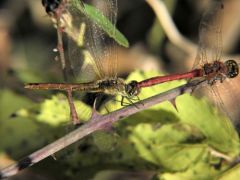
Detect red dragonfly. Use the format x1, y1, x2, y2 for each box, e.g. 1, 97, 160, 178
136, 0, 240, 132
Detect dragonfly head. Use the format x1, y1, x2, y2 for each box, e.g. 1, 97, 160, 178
125, 81, 140, 97
224, 60, 239, 78
42, 0, 61, 14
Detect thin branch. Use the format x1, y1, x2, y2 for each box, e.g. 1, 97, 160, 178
145, 0, 197, 55
0, 80, 205, 179
208, 147, 232, 162
56, 16, 67, 75
49, 0, 74, 82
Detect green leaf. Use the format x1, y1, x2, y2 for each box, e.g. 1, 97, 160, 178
129, 123, 207, 171
92, 131, 119, 152
219, 164, 240, 180
177, 93, 239, 155
158, 161, 219, 180
14, 93, 92, 127
0, 89, 43, 157
71, 1, 129, 47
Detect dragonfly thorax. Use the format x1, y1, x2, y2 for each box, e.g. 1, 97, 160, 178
203, 61, 225, 75
98, 78, 127, 96
202, 61, 227, 84
202, 60, 239, 85
98, 79, 141, 98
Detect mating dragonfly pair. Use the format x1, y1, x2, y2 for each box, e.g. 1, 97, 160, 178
35, 0, 239, 125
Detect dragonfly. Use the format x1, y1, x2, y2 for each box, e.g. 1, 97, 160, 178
26, 0, 239, 126
129, 0, 240, 130
136, 0, 240, 126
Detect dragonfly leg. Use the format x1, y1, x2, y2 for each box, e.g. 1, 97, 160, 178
135, 95, 144, 106
131, 95, 143, 103
66, 90, 79, 125
103, 105, 110, 114
120, 96, 131, 106
219, 74, 227, 83
120, 96, 125, 106
127, 97, 140, 109
120, 96, 140, 109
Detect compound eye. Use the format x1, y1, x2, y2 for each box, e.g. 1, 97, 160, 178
225, 60, 239, 78
126, 81, 140, 97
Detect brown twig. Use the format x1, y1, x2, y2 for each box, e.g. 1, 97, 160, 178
145, 0, 240, 62
43, 0, 73, 82
0, 80, 205, 179
56, 15, 67, 75
145, 0, 197, 55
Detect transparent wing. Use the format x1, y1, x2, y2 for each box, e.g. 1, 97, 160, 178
207, 84, 236, 136
213, 76, 240, 127
192, 0, 224, 69
67, 0, 118, 82
190, 0, 240, 134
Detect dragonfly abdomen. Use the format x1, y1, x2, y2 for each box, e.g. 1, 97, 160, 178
24, 83, 101, 92
24, 80, 127, 95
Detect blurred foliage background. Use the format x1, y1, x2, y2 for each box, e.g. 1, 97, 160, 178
1, 0, 240, 179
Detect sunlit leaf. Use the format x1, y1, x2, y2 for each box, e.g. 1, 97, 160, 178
158, 161, 219, 180
36, 94, 92, 126
129, 123, 206, 171
219, 164, 240, 180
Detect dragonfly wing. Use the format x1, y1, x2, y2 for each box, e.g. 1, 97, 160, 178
67, 0, 119, 82
195, 78, 240, 138
192, 0, 224, 70
68, 33, 101, 82
214, 77, 240, 127
88, 0, 119, 79
104, 0, 119, 79
66, 2, 100, 82
209, 84, 235, 135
